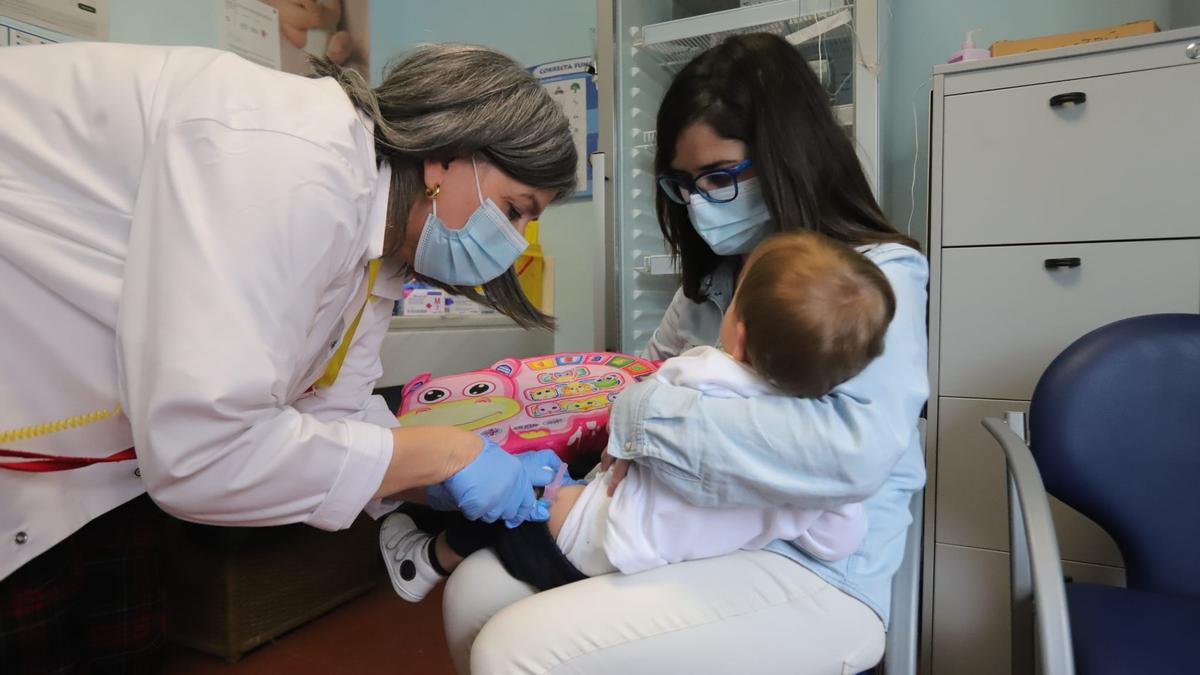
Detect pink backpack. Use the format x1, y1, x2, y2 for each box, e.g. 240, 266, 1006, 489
396, 352, 659, 463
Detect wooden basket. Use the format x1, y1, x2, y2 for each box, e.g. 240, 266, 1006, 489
165, 513, 381, 662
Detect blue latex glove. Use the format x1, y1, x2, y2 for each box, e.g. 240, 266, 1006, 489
427, 449, 562, 515
422, 481, 457, 511
561, 472, 588, 487
515, 449, 563, 488
440, 439, 551, 527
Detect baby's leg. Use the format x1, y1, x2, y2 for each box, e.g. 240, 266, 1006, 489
384, 489, 591, 602
546, 484, 586, 540
433, 531, 465, 572
433, 485, 586, 575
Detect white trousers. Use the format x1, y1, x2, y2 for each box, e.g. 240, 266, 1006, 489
442, 548, 885, 675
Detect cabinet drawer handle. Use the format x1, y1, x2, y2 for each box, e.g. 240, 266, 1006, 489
1049, 92, 1087, 108
1044, 257, 1082, 270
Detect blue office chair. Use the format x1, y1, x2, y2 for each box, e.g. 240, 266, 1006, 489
984, 313, 1200, 675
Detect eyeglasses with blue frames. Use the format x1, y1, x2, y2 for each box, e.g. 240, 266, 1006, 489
656, 159, 754, 205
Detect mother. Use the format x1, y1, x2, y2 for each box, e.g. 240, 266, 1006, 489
443, 33, 928, 674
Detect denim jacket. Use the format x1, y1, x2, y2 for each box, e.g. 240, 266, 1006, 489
609, 243, 929, 626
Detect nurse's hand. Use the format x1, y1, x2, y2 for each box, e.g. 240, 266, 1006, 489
422, 482, 457, 511
425, 448, 562, 512
440, 439, 551, 527
515, 449, 563, 487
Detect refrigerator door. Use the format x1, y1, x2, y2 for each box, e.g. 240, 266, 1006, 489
607, 0, 871, 355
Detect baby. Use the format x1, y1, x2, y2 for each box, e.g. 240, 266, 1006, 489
380, 231, 897, 599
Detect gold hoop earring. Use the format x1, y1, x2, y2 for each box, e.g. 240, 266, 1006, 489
425, 184, 441, 199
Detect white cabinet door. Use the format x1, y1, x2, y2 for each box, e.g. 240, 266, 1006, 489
932, 543, 1125, 675
935, 397, 1124, 566
932, 544, 1012, 675
941, 63, 1200, 247
938, 239, 1200, 400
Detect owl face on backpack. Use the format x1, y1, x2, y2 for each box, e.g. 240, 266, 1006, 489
396, 352, 660, 462
397, 369, 521, 441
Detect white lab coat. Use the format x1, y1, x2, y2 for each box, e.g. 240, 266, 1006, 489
0, 43, 403, 581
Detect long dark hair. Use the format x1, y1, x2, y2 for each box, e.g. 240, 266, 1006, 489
655, 33, 918, 301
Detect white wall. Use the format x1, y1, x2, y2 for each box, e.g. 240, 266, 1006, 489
1174, 0, 1200, 28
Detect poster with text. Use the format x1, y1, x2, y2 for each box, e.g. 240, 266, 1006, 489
218, 0, 281, 70
530, 56, 598, 198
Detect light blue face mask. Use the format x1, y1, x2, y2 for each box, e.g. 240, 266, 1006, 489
687, 177, 773, 256
414, 157, 529, 286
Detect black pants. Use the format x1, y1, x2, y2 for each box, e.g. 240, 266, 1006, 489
0, 495, 166, 675
442, 514, 587, 591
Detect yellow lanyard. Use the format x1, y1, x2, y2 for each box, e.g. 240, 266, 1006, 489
314, 259, 380, 390
0, 405, 124, 445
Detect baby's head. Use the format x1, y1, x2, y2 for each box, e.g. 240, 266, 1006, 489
720, 232, 896, 397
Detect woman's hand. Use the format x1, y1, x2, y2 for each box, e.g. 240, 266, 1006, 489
602, 451, 631, 496
439, 439, 552, 527
425, 448, 562, 512
515, 449, 564, 488
375, 426, 484, 499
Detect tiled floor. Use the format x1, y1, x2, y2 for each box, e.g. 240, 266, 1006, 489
165, 580, 456, 675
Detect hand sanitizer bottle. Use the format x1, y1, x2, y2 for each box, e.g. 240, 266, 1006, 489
949, 30, 990, 63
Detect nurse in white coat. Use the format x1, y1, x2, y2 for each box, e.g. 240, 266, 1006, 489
0, 41, 576, 672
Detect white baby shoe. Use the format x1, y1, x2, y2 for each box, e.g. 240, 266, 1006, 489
379, 512, 442, 602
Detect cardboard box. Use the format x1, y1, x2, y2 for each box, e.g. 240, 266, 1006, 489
401, 287, 447, 315
445, 295, 497, 315
990, 20, 1159, 57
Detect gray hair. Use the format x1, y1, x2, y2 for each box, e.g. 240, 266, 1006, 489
311, 44, 577, 330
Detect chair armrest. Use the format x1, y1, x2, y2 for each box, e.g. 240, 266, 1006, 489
982, 417, 1076, 675
882, 490, 923, 675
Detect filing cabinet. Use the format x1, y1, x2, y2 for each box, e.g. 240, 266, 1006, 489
924, 27, 1200, 675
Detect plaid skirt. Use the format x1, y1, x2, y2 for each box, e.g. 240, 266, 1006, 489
0, 494, 166, 674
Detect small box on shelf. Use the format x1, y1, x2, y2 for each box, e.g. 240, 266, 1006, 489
395, 282, 500, 318
399, 284, 447, 316
990, 20, 1159, 57
446, 295, 496, 316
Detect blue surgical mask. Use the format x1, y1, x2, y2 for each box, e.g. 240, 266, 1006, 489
687, 177, 773, 256
414, 157, 529, 286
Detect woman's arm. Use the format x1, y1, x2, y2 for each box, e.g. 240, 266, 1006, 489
609, 246, 929, 510
641, 287, 697, 361
380, 425, 481, 496
289, 273, 552, 516
119, 120, 440, 530
293, 293, 488, 497
287, 294, 492, 503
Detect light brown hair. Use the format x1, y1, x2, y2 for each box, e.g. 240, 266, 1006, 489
736, 232, 896, 397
